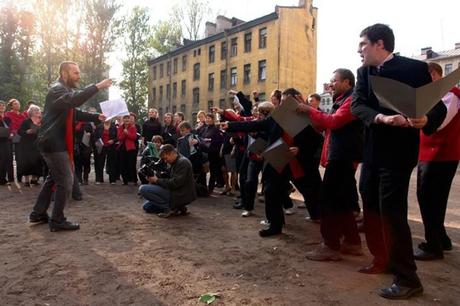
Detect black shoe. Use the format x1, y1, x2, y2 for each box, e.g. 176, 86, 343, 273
72, 195, 83, 201
233, 203, 244, 209
358, 261, 388, 274
443, 240, 453, 251
414, 248, 443, 261
29, 212, 49, 224
49, 219, 80, 232
259, 227, 282, 237
378, 283, 423, 300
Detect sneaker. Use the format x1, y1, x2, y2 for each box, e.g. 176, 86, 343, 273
340, 242, 364, 256
157, 211, 172, 218
110, 182, 116, 185
306, 243, 341, 261
241, 210, 252, 217
284, 208, 295, 215
95, 182, 101, 185
29, 212, 49, 224
49, 219, 80, 232
260, 220, 270, 226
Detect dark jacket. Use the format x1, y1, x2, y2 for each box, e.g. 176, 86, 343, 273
351, 55, 446, 169
142, 118, 163, 143
156, 155, 197, 209
162, 124, 177, 146
37, 80, 100, 153
93, 122, 118, 146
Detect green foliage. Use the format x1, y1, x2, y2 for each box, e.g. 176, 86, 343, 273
150, 20, 182, 55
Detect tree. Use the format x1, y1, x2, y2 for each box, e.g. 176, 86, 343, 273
150, 20, 182, 55
119, 6, 152, 118
172, 0, 211, 41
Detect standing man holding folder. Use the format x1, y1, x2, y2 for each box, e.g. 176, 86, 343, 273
351, 24, 446, 299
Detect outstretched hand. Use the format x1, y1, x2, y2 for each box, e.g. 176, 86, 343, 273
96, 79, 113, 90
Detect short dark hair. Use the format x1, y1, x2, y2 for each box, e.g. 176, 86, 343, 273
334, 68, 355, 88
59, 61, 77, 75
360, 23, 395, 53
159, 144, 176, 156
428, 62, 443, 77
178, 121, 192, 130
129, 112, 137, 118
271, 89, 282, 101
282, 88, 301, 97
308, 93, 321, 101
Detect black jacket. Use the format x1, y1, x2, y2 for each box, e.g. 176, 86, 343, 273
141, 118, 163, 143
162, 124, 177, 146
93, 122, 118, 146
351, 55, 446, 169
37, 80, 100, 153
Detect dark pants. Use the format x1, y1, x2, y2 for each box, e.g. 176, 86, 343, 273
243, 159, 263, 211
139, 184, 170, 213
238, 154, 249, 206
359, 164, 420, 287
189, 153, 206, 186
0, 141, 14, 183
208, 152, 222, 191
95, 146, 117, 183
33, 152, 73, 222
320, 160, 361, 250
295, 165, 322, 219
75, 146, 92, 183
417, 161, 458, 254
120, 149, 138, 184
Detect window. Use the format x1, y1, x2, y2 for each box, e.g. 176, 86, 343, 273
173, 58, 178, 74
198, 48, 201, 56
160, 63, 164, 78
219, 99, 226, 109
259, 27, 267, 49
221, 41, 227, 60
244, 64, 251, 84
244, 32, 252, 53
166, 106, 169, 113
208, 73, 215, 91
208, 100, 214, 111
166, 84, 171, 99
194, 50, 197, 57
193, 63, 200, 81
159, 85, 163, 101
181, 104, 186, 113
153, 66, 157, 80
152, 87, 156, 102
166, 61, 171, 76
220, 69, 227, 89
182, 55, 187, 71
258, 60, 267, 81
230, 67, 237, 86
193, 88, 200, 107
181, 80, 186, 96
172, 105, 177, 114
209, 45, 215, 63
445, 63, 453, 75
231, 38, 238, 57
173, 82, 177, 99
159, 107, 163, 117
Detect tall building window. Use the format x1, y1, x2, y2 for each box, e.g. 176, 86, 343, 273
173, 58, 178, 74
181, 104, 186, 113
172, 82, 177, 99
244, 32, 252, 53
172, 105, 177, 114
220, 69, 227, 89
152, 87, 156, 102
193, 88, 200, 107
258, 60, 267, 81
166, 61, 171, 76
208, 100, 214, 111
182, 55, 187, 71
159, 85, 163, 101
244, 64, 251, 84
193, 63, 200, 80
230, 67, 237, 86
259, 27, 267, 49
209, 45, 215, 63
181, 80, 186, 96
166, 84, 171, 99
198, 48, 201, 56
231, 38, 238, 57
153, 66, 157, 80
445, 63, 453, 75
221, 41, 227, 60
208, 73, 215, 91
219, 99, 226, 109
160, 63, 164, 78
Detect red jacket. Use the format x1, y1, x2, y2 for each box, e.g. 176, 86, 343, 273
419, 87, 460, 161
117, 124, 137, 151
4, 111, 26, 133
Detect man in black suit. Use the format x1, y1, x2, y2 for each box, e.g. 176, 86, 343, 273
351, 24, 446, 299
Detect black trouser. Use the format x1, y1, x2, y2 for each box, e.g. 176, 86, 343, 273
120, 149, 138, 184
320, 160, 361, 250
359, 163, 420, 287
95, 146, 118, 183
75, 146, 92, 183
297, 165, 322, 220
0, 141, 14, 183
243, 159, 263, 211
417, 161, 458, 255
189, 153, 206, 186
208, 152, 222, 191
238, 154, 249, 205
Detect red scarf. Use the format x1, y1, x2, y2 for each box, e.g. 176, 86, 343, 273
65, 109, 74, 168
281, 132, 305, 179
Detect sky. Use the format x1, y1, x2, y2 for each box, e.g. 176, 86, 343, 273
97, 0, 460, 97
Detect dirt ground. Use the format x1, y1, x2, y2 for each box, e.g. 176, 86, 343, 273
1, 168, 460, 306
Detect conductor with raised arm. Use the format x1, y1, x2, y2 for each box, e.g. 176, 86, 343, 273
29, 61, 112, 232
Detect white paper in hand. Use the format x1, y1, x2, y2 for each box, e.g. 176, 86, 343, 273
99, 98, 130, 120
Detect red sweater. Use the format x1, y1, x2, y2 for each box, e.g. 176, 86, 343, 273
4, 111, 26, 133
117, 124, 137, 151
419, 87, 460, 161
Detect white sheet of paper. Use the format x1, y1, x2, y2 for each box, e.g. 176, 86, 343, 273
99, 98, 130, 120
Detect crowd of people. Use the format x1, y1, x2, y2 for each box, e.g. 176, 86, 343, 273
1, 23, 459, 300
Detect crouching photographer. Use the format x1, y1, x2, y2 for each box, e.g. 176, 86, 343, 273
138, 144, 197, 217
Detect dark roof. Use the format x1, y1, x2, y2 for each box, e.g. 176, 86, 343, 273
413, 48, 460, 61
147, 12, 278, 66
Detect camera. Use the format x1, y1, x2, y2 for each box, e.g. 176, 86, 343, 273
138, 156, 169, 179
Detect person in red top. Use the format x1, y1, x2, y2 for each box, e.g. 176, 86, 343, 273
5, 99, 27, 135
415, 62, 460, 260
297, 68, 364, 261
118, 114, 138, 185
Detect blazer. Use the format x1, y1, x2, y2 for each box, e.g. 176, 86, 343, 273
351, 55, 446, 169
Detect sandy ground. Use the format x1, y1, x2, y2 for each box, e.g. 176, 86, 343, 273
1, 168, 460, 306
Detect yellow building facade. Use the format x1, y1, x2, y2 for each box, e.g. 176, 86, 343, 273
147, 0, 317, 120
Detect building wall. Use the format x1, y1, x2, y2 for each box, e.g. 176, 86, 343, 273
432, 56, 460, 77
